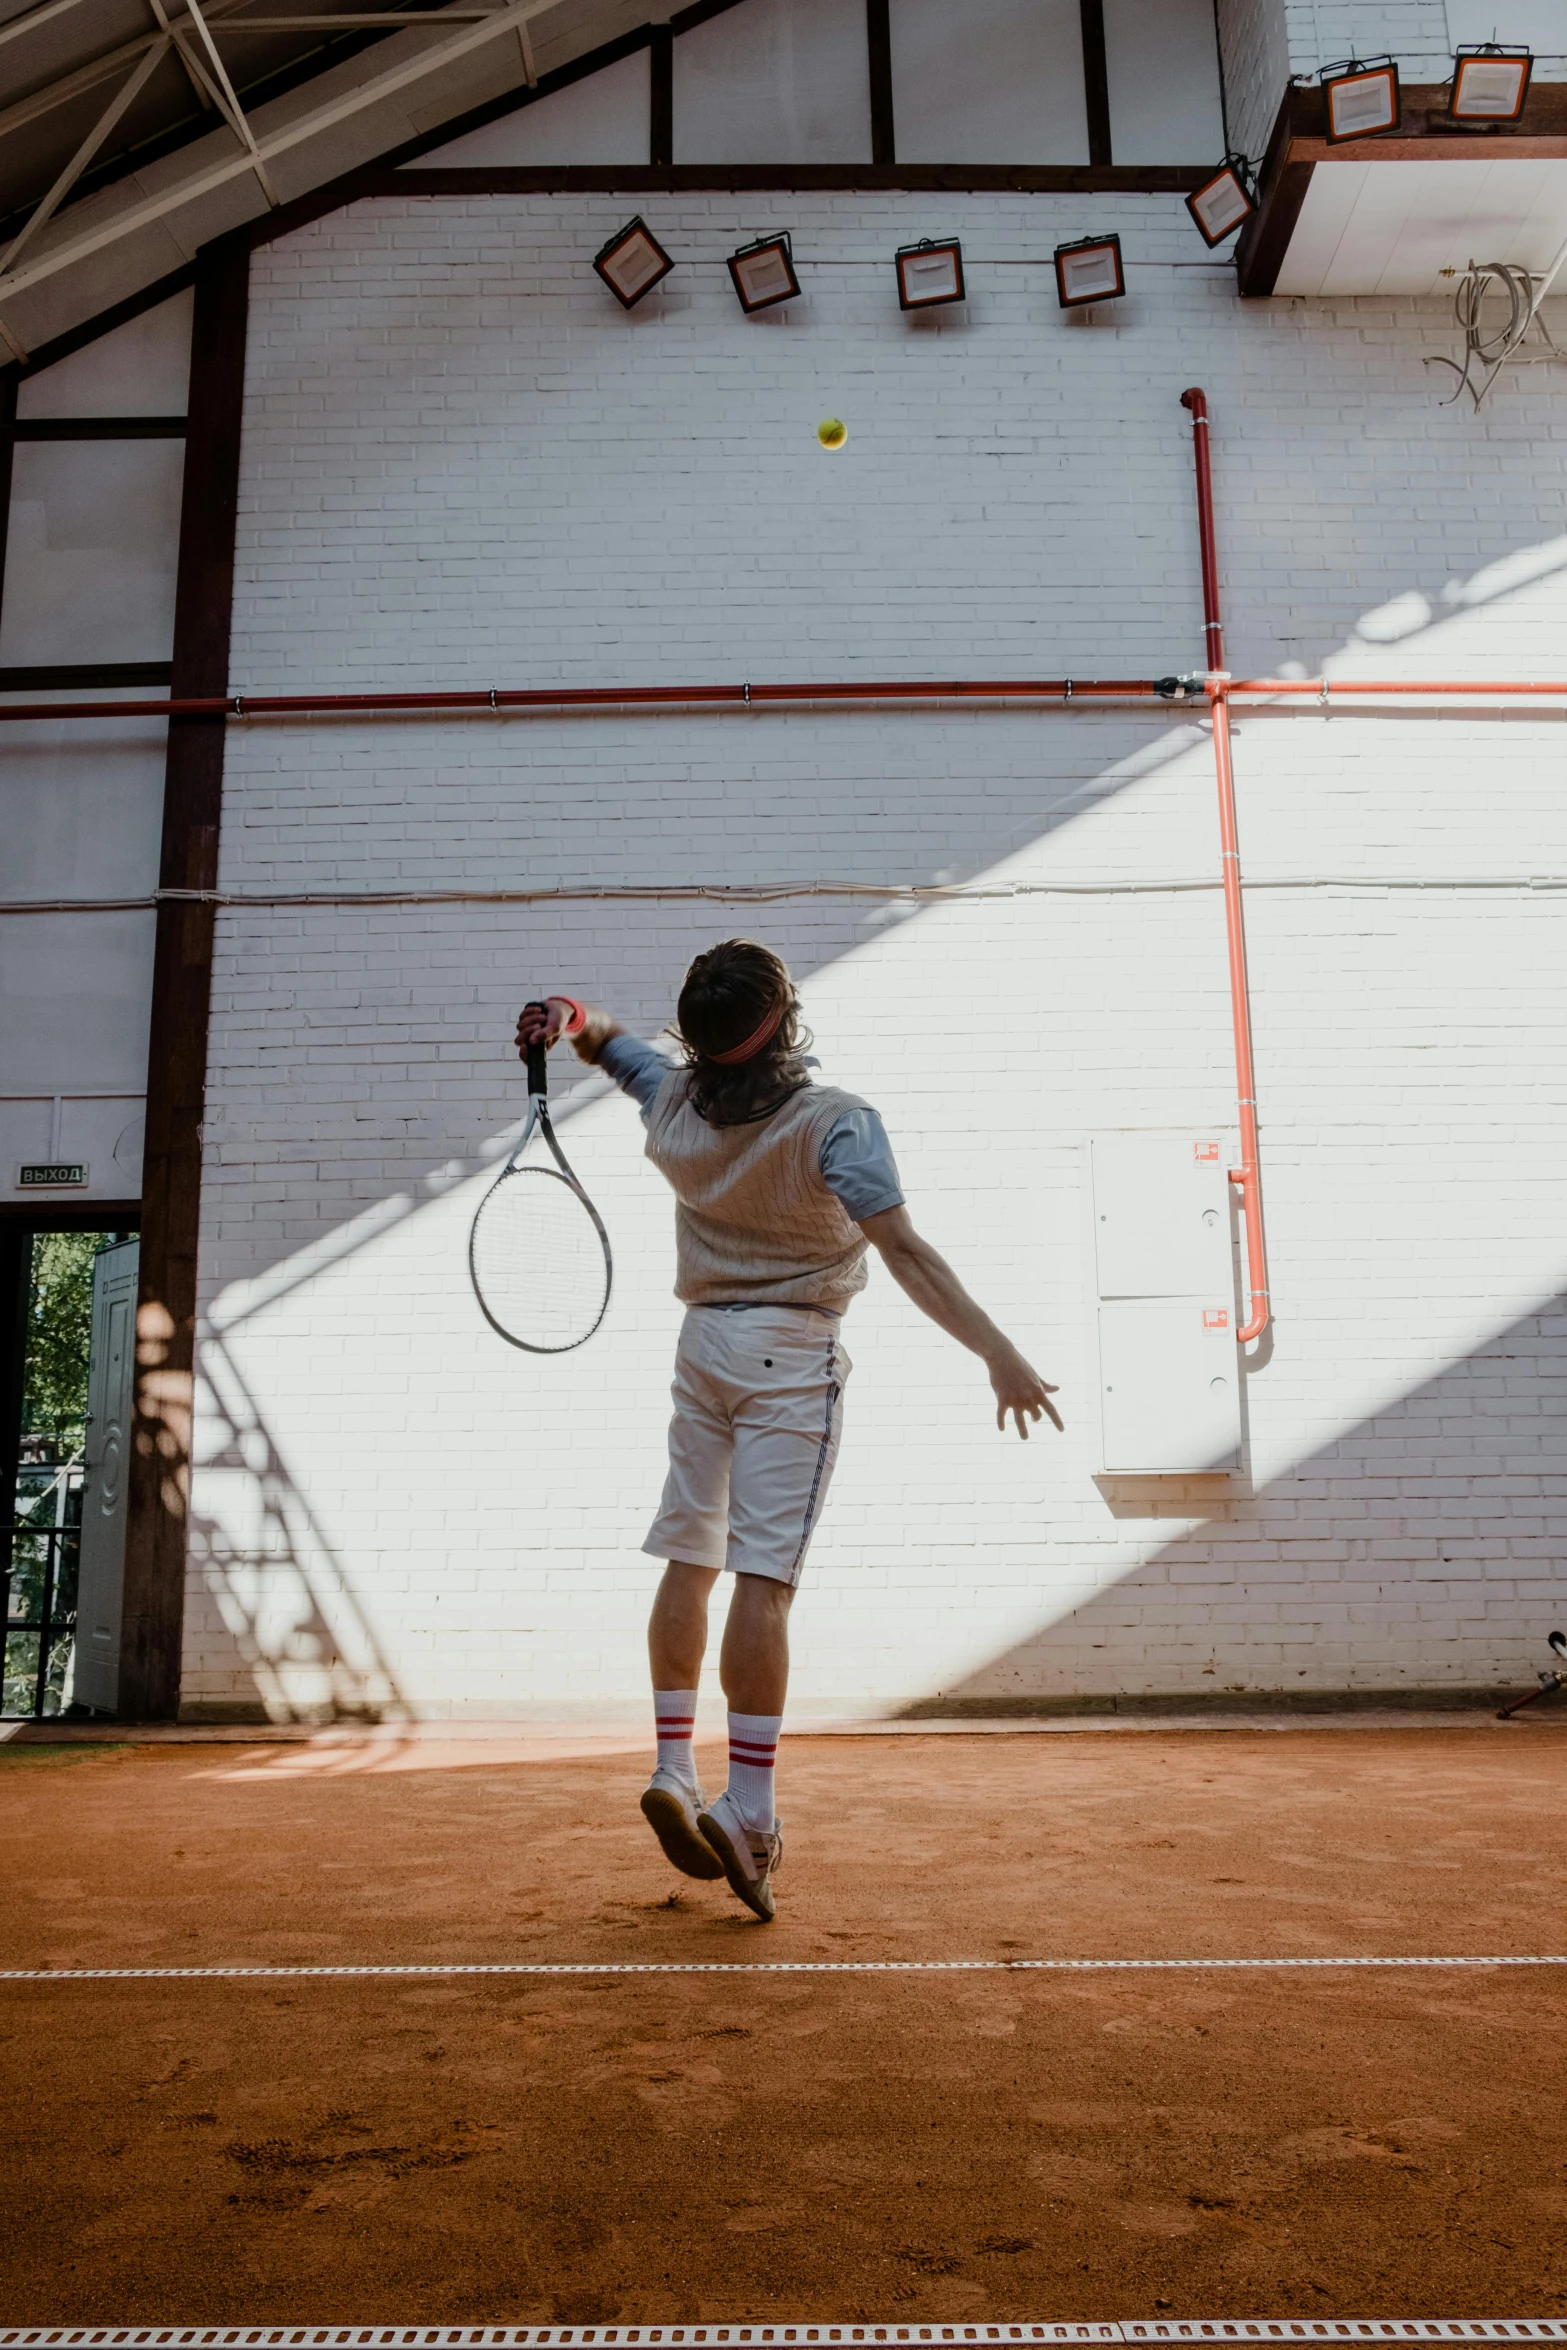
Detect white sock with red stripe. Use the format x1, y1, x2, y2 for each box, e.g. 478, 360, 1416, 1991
653, 1690, 699, 1787
726, 1710, 781, 1830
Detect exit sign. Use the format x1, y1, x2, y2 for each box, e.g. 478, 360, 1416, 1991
16, 1163, 89, 1189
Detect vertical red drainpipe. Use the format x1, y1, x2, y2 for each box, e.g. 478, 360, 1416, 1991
1180, 388, 1270, 1345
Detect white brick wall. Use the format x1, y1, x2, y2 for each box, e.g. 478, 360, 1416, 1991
185, 192, 1567, 1721
1215, 0, 1293, 163
1280, 1, 1451, 80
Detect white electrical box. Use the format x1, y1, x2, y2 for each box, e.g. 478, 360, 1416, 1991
1091, 1134, 1241, 1475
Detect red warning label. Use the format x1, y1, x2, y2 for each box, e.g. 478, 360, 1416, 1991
1194, 1141, 1221, 1162
1203, 1308, 1229, 1329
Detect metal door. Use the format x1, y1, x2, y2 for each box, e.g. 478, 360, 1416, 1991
73, 1239, 139, 1714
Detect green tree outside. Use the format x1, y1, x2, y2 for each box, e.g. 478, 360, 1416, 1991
21, 1233, 100, 1458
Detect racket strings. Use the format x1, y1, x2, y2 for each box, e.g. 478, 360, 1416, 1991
470, 1165, 612, 1351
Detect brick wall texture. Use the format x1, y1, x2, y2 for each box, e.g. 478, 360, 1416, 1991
1280, 0, 1451, 81
1215, 0, 1293, 163
184, 190, 1567, 1722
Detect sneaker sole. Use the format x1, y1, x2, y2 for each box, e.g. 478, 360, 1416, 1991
640, 1784, 725, 1880
696, 1807, 776, 1923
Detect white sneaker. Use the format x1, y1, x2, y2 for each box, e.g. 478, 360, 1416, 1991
697, 1788, 784, 1923
641, 1766, 724, 1880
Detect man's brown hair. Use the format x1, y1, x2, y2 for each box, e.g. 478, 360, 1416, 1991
675, 939, 810, 1126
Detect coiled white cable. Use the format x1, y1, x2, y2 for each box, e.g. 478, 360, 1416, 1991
1427, 258, 1566, 411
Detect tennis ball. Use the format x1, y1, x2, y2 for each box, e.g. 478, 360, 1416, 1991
817, 417, 848, 449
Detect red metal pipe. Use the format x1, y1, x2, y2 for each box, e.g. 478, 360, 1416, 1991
0, 679, 1164, 725
1208, 676, 1269, 1345
1180, 387, 1224, 674
1232, 678, 1567, 697
1182, 387, 1269, 1347
3, 677, 1566, 726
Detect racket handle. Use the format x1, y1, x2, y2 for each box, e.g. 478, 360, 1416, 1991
523, 999, 549, 1095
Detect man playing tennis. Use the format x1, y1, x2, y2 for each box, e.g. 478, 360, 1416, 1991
517, 942, 1061, 1922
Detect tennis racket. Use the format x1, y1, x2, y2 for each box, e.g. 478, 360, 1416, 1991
468, 1001, 613, 1352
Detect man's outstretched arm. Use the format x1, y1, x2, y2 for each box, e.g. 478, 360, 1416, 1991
857, 1204, 1063, 1441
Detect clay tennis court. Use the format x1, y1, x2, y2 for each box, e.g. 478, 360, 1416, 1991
3, 1722, 1565, 2329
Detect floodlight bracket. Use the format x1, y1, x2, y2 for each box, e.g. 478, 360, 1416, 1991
1225, 152, 1258, 202
1318, 53, 1394, 83
734, 229, 793, 262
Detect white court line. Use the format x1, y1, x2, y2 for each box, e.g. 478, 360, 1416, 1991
1, 1956, 1563, 1982
5, 2324, 1567, 2347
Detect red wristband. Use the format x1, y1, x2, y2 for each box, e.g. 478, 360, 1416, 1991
549, 994, 588, 1037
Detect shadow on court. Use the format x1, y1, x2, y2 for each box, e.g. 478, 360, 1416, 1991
1, 1727, 1564, 2325
187, 1328, 411, 1727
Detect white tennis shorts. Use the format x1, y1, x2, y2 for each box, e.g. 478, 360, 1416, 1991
642, 1305, 852, 1588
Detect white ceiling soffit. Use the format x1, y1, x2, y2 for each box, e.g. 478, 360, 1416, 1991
1275, 158, 1567, 298
0, 0, 642, 360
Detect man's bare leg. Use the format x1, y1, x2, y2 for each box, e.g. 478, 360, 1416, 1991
648, 1559, 720, 1689
719, 1570, 793, 1715
647, 1562, 792, 1710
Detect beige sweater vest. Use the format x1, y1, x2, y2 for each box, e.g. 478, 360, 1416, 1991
644, 1074, 873, 1312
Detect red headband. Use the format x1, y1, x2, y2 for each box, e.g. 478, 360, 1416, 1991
706, 998, 786, 1065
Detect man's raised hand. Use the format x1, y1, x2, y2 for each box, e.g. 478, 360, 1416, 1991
514, 999, 569, 1059
516, 998, 622, 1068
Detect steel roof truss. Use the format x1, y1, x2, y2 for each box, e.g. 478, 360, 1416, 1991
0, 0, 565, 347
0, 0, 284, 154
159, 0, 282, 205
0, 32, 173, 348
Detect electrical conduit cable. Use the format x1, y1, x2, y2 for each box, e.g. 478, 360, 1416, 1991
1182, 387, 1269, 1347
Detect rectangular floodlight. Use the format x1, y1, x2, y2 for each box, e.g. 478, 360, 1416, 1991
728, 232, 800, 314
1054, 233, 1125, 308
1186, 160, 1256, 248
895, 239, 965, 310
1321, 57, 1400, 142
592, 215, 674, 309
1450, 44, 1532, 121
